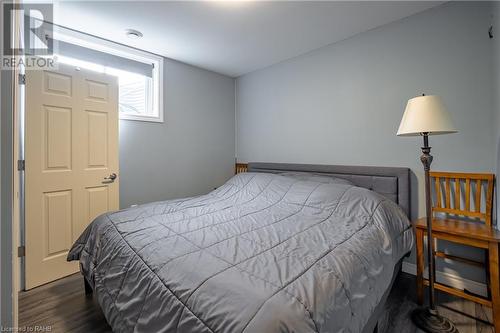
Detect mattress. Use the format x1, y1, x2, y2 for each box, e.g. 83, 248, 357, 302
68, 172, 414, 333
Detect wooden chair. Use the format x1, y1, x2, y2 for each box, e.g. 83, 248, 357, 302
414, 172, 499, 331
235, 163, 248, 174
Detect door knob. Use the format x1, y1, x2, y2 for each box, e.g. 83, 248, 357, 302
102, 173, 117, 183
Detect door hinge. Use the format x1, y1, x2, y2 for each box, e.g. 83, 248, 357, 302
17, 246, 25, 258
17, 159, 25, 171
18, 74, 26, 85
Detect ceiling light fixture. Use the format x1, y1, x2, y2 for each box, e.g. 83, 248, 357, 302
125, 29, 143, 39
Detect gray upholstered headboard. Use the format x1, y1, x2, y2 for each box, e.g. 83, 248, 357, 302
247, 162, 411, 217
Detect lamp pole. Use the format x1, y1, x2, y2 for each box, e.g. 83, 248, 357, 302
420, 132, 436, 312
411, 133, 457, 333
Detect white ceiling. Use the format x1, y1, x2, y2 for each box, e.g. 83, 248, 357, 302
53, 1, 444, 77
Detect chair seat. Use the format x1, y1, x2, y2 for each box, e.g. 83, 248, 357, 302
414, 217, 500, 243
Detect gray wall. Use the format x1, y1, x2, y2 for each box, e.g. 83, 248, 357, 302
119, 57, 235, 208
236, 2, 495, 283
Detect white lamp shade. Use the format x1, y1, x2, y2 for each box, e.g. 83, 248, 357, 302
397, 95, 457, 136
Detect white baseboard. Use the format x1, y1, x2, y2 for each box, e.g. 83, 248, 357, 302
402, 261, 488, 297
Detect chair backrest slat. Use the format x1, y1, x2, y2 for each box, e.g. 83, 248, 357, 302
465, 178, 471, 211
475, 180, 482, 213
435, 177, 441, 208
445, 178, 451, 208
430, 172, 494, 227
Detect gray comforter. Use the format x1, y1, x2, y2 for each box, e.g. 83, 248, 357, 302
68, 172, 413, 333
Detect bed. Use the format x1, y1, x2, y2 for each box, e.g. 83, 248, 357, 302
68, 162, 414, 333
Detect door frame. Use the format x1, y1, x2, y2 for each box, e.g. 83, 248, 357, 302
10, 3, 23, 329
12, 62, 21, 331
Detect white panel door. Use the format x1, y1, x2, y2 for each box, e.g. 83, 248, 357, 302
25, 63, 119, 289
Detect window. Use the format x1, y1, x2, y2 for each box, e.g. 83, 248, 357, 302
114, 69, 152, 117
51, 28, 164, 123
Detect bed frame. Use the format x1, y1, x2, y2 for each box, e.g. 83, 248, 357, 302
84, 162, 412, 333
242, 162, 412, 333
245, 162, 411, 217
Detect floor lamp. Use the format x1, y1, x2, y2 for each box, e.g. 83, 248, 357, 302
397, 94, 458, 333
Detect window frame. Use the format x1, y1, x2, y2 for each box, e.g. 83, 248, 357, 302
52, 26, 164, 123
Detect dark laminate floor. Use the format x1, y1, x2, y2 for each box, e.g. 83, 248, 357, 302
380, 273, 493, 333
19, 272, 494, 333
19, 273, 111, 333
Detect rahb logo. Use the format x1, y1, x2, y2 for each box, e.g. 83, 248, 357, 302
2, 2, 55, 69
